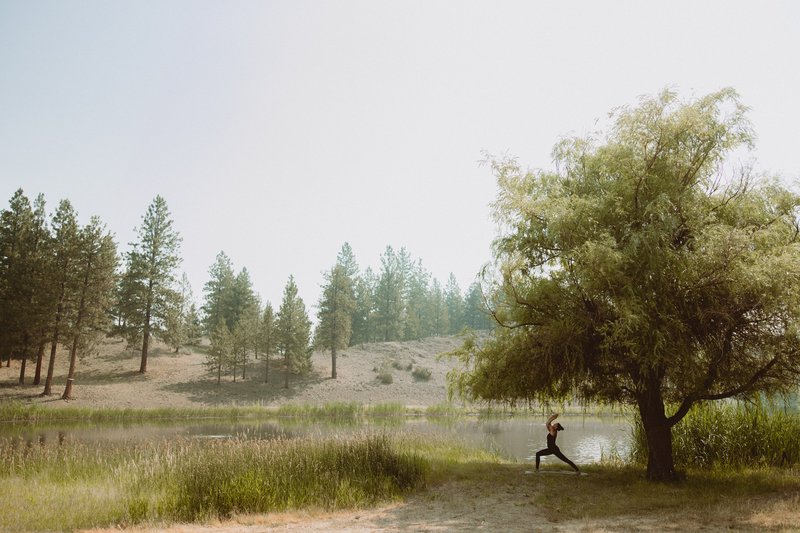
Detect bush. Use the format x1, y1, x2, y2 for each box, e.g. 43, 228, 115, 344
412, 367, 432, 381
377, 370, 393, 384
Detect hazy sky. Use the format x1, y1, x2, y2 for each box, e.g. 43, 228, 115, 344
1, 0, 798, 311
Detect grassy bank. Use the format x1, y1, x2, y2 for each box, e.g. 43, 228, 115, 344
0, 432, 500, 532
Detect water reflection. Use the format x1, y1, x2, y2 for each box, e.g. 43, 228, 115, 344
0, 415, 631, 465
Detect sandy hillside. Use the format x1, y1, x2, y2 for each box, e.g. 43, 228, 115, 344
0, 335, 466, 409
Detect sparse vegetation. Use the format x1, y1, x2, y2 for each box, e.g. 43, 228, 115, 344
412, 366, 432, 381
377, 369, 393, 384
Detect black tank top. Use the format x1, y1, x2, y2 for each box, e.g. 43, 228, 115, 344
547, 431, 557, 448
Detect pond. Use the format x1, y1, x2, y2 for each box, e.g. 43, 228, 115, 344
0, 414, 632, 466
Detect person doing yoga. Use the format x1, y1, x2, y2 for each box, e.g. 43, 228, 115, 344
535, 413, 581, 474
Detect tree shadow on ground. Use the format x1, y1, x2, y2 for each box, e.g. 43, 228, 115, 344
161, 363, 328, 406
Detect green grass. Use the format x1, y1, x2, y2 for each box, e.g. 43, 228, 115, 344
0, 432, 501, 531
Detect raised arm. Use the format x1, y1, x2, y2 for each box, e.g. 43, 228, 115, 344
546, 413, 559, 430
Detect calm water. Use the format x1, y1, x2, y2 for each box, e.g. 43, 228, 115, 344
0, 415, 632, 465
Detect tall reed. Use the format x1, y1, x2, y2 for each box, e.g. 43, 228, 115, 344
0, 432, 442, 531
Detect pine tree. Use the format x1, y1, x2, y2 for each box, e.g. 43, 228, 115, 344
206, 321, 232, 385
374, 246, 405, 341
276, 276, 311, 389
337, 242, 359, 279
123, 196, 182, 373
350, 268, 376, 345
0, 192, 53, 382
403, 259, 430, 341
184, 303, 203, 346
463, 281, 492, 331
42, 200, 80, 395
161, 273, 193, 354
428, 278, 449, 336
62, 217, 117, 399
259, 303, 276, 384
233, 303, 260, 380
229, 268, 257, 329
315, 263, 355, 378
202, 251, 234, 333
444, 273, 465, 335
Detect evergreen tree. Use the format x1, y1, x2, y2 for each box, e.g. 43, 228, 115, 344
62, 217, 117, 399
350, 267, 376, 345
444, 273, 465, 335
122, 196, 182, 373
403, 259, 430, 340
463, 281, 492, 331
259, 302, 276, 383
0, 192, 52, 382
183, 302, 203, 346
315, 263, 355, 378
337, 242, 359, 279
206, 321, 232, 385
202, 251, 234, 333
161, 273, 193, 353
374, 246, 405, 341
428, 278, 449, 336
229, 267, 257, 329
233, 303, 260, 380
276, 276, 311, 389
42, 199, 80, 395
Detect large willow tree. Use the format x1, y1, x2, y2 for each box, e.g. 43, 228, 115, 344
450, 89, 800, 481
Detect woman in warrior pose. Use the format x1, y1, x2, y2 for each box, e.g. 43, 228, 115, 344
535, 413, 581, 474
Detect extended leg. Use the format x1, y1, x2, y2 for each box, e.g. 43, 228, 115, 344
553, 449, 580, 472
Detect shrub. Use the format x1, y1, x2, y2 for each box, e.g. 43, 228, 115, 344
412, 367, 432, 381
377, 369, 393, 384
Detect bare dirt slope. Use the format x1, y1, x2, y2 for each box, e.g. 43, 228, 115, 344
0, 336, 465, 408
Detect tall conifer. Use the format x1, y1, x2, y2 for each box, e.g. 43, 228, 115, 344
276, 276, 311, 389
123, 196, 182, 373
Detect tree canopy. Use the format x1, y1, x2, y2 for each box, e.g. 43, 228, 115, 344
449, 89, 800, 481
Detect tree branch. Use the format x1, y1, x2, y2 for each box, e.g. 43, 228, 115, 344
697, 354, 782, 401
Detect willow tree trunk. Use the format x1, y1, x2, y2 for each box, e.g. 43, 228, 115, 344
637, 386, 678, 482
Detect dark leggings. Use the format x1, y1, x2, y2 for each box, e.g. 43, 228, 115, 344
535, 445, 579, 472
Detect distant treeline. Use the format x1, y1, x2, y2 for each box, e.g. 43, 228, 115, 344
0, 189, 493, 392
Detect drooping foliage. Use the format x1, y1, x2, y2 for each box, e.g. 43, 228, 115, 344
449, 89, 800, 481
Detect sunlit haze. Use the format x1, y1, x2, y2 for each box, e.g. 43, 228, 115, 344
2, 0, 798, 310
